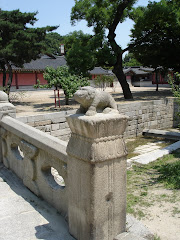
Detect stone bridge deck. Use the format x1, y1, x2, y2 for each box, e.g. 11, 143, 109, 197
0, 163, 153, 240
0, 163, 74, 240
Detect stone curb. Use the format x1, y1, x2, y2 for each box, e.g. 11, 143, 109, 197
128, 140, 180, 165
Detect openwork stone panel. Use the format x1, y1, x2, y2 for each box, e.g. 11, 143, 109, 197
0, 116, 68, 217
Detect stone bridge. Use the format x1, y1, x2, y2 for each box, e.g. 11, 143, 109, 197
0, 91, 128, 240
0, 90, 178, 240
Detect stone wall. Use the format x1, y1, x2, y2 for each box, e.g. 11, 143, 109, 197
17, 109, 76, 141
118, 97, 179, 139
17, 97, 179, 140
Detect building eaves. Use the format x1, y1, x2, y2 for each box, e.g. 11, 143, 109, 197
123, 67, 153, 75
89, 67, 109, 75
12, 55, 67, 71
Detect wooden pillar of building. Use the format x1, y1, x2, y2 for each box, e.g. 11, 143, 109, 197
15, 72, 19, 89
35, 72, 38, 84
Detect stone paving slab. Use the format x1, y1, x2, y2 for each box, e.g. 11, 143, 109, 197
114, 233, 146, 240
128, 140, 180, 165
114, 214, 154, 240
0, 163, 75, 240
0, 163, 154, 240
134, 142, 164, 155
143, 129, 180, 141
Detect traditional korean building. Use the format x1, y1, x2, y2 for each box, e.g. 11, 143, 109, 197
124, 66, 169, 87
0, 55, 67, 89
0, 56, 113, 89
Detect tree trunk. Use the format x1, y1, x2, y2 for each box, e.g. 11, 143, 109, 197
107, 29, 133, 98
2, 65, 6, 87
5, 61, 13, 96
155, 69, 159, 92
65, 95, 69, 105
112, 55, 133, 99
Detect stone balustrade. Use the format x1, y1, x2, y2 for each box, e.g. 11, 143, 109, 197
1, 115, 68, 217
0, 91, 129, 240
17, 110, 76, 141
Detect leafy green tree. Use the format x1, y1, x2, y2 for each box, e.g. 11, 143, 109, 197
63, 31, 96, 76
43, 32, 64, 56
168, 72, 180, 126
34, 66, 89, 105
123, 52, 141, 67
0, 9, 57, 95
129, 1, 180, 73
71, 0, 138, 99
94, 75, 114, 91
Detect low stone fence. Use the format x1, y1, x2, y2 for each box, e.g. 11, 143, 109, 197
17, 97, 179, 141
118, 97, 178, 138
1, 115, 68, 217
17, 110, 76, 141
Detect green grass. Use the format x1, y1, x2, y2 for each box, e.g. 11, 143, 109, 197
127, 149, 180, 219
156, 159, 180, 189
153, 235, 161, 240
172, 207, 180, 216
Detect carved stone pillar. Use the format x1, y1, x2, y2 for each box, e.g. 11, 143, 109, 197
66, 112, 128, 240
0, 91, 16, 162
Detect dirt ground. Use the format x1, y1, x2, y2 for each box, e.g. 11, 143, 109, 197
10, 86, 173, 117
142, 188, 180, 240
9, 86, 180, 240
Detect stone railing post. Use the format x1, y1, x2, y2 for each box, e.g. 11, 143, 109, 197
0, 91, 16, 162
66, 112, 128, 240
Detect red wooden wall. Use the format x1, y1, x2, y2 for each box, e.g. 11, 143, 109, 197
0, 72, 47, 88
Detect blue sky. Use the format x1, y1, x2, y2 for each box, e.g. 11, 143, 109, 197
0, 0, 159, 49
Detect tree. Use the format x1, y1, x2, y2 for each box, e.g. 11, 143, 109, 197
94, 75, 114, 91
63, 31, 96, 76
43, 32, 64, 56
123, 52, 141, 67
0, 9, 57, 95
34, 66, 89, 105
168, 72, 180, 126
71, 0, 138, 99
129, 0, 180, 90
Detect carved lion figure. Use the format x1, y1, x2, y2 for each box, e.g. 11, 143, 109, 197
74, 86, 118, 116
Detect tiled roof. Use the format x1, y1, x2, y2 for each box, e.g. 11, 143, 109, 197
12, 55, 67, 71
5, 56, 114, 76
124, 67, 154, 75
89, 67, 109, 75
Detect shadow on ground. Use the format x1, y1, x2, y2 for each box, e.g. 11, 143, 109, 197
112, 89, 173, 102
0, 163, 74, 240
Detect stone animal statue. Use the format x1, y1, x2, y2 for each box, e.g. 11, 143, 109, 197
74, 86, 118, 116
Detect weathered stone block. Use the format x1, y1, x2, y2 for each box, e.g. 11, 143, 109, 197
52, 117, 66, 124
34, 120, 51, 127
51, 128, 71, 137
67, 113, 128, 240
28, 122, 35, 127
59, 122, 69, 129
44, 124, 51, 132
51, 123, 60, 131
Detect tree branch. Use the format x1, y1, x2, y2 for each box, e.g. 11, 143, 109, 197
109, 0, 134, 33
122, 27, 158, 54
108, 1, 135, 57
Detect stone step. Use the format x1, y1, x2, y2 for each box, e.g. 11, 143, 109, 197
128, 140, 180, 165
143, 129, 180, 141
114, 233, 146, 240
